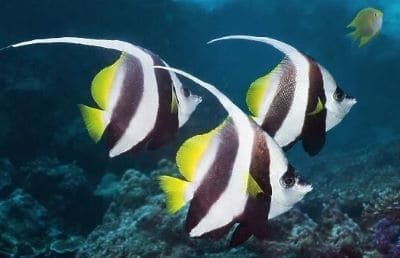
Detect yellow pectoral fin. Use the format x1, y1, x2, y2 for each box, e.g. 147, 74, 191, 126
170, 89, 178, 114
246, 173, 263, 197
91, 54, 124, 109
176, 121, 225, 182
78, 104, 109, 143
158, 175, 189, 214
307, 97, 324, 116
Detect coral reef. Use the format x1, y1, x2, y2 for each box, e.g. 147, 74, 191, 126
0, 157, 105, 257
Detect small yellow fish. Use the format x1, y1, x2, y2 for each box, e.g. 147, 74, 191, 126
347, 7, 383, 47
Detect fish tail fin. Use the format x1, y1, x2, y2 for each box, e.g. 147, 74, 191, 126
158, 175, 189, 214
78, 104, 110, 143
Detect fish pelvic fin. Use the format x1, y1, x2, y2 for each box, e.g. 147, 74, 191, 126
91, 54, 124, 109
78, 104, 110, 143
230, 224, 252, 247
158, 175, 189, 214
246, 173, 263, 197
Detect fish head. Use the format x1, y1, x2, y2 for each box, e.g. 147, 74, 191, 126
371, 9, 383, 33
170, 71, 202, 127
319, 65, 357, 131
269, 164, 312, 219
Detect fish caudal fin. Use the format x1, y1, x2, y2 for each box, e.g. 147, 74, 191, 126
158, 175, 189, 214
78, 104, 110, 143
91, 54, 124, 109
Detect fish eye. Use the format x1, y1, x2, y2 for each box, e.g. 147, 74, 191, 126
183, 87, 190, 97
333, 87, 345, 102
280, 166, 296, 188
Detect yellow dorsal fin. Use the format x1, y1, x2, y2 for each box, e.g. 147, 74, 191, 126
91, 54, 124, 109
78, 104, 109, 143
307, 97, 324, 116
246, 65, 278, 117
246, 173, 263, 197
176, 121, 225, 182
158, 175, 189, 214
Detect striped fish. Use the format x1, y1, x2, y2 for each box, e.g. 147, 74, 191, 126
3, 37, 202, 157
156, 67, 312, 246
208, 35, 357, 156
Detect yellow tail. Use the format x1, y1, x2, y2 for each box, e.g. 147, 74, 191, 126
78, 104, 109, 143
158, 175, 189, 214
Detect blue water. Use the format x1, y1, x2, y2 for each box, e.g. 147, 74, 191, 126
0, 0, 399, 257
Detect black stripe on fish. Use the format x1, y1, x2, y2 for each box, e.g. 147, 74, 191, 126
261, 57, 296, 136
229, 125, 271, 246
107, 54, 144, 151
135, 55, 179, 151
301, 56, 327, 156
249, 123, 271, 195
185, 119, 239, 234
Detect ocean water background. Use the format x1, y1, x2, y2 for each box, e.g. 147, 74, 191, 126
0, 0, 399, 257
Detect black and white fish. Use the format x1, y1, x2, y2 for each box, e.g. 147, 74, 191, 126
156, 66, 312, 246
209, 35, 357, 155
2, 37, 202, 157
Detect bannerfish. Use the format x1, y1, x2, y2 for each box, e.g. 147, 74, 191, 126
155, 66, 312, 246
347, 7, 383, 47
1, 37, 202, 157
208, 35, 357, 156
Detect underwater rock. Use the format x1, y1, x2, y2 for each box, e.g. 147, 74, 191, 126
18, 156, 104, 232
0, 188, 51, 256
373, 218, 400, 256
94, 173, 120, 199
50, 235, 85, 254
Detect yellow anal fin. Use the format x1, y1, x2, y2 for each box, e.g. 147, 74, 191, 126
246, 173, 263, 198
176, 122, 224, 182
78, 104, 109, 143
91, 54, 124, 109
246, 65, 278, 117
359, 36, 372, 47
158, 175, 189, 214
307, 97, 324, 116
